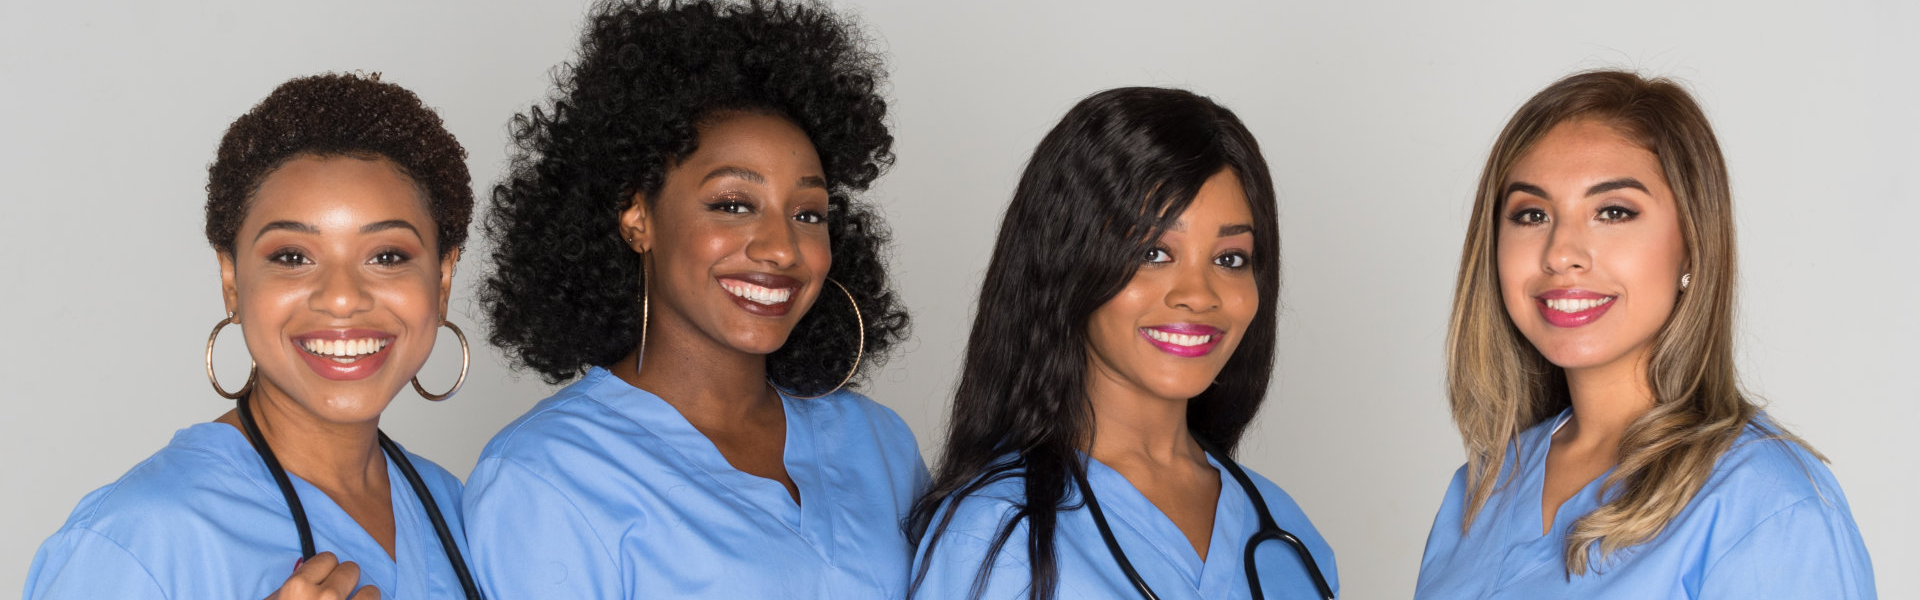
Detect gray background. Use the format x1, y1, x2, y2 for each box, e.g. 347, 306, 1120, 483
2, 1, 1914, 598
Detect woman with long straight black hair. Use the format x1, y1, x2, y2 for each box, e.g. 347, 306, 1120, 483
906, 87, 1338, 600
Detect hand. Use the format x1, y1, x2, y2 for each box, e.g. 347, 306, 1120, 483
263, 552, 380, 600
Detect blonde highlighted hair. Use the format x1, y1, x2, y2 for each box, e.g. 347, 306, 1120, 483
1446, 69, 1817, 575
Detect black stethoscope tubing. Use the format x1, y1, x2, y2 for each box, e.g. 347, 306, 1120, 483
1073, 438, 1335, 600
237, 397, 485, 600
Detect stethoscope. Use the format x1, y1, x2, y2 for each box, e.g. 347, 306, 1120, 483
236, 397, 485, 600
1072, 438, 1335, 600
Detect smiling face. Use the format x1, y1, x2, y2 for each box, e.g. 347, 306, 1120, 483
622, 112, 832, 358
219, 155, 455, 424
1497, 119, 1687, 376
1085, 169, 1259, 404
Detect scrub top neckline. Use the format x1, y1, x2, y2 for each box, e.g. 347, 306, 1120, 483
193, 422, 430, 595
1084, 452, 1246, 593
585, 367, 828, 536
1528, 409, 1615, 540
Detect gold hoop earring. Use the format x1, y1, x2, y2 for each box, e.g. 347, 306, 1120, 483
636, 252, 651, 375
412, 320, 469, 401
777, 278, 864, 400
206, 312, 255, 400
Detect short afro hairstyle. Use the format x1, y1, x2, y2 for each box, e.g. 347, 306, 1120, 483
205, 72, 472, 257
481, 0, 909, 393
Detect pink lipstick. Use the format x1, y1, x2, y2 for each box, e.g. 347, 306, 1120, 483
1139, 323, 1225, 358
1535, 289, 1616, 328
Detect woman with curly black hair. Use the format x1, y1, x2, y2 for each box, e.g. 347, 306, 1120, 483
462, 1, 919, 598
905, 88, 1337, 600
25, 73, 482, 600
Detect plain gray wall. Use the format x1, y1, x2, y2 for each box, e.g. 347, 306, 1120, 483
2, 1, 1913, 598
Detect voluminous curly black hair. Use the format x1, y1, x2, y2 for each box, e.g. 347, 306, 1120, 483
205, 72, 472, 257
482, 0, 908, 391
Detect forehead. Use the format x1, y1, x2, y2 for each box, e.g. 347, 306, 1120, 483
243, 155, 432, 233
1168, 169, 1253, 229
1509, 119, 1665, 189
678, 112, 823, 176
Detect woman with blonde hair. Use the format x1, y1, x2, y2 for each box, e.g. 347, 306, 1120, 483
1414, 70, 1874, 598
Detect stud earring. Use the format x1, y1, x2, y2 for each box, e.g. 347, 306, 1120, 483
1680, 273, 1691, 290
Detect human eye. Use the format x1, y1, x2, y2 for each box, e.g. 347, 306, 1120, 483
1596, 205, 1639, 223
267, 248, 311, 267
369, 248, 412, 267
1214, 251, 1250, 269
1143, 247, 1172, 264
705, 194, 755, 215
793, 209, 827, 225
1506, 207, 1548, 226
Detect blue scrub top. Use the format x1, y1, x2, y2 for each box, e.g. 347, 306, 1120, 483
462, 367, 929, 599
1415, 409, 1875, 599
24, 422, 472, 600
911, 454, 1338, 600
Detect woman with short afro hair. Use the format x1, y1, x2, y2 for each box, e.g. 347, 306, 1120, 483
27, 72, 483, 600
462, 0, 923, 598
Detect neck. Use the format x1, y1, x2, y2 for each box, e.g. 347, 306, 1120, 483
1560, 347, 1658, 450
613, 316, 780, 432
220, 382, 385, 494
1083, 372, 1205, 470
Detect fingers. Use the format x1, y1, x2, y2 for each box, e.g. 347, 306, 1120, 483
316, 558, 361, 597
269, 552, 373, 600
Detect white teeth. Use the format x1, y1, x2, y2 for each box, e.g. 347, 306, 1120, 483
1143, 329, 1214, 347
721, 280, 795, 306
1544, 296, 1614, 313
300, 338, 391, 359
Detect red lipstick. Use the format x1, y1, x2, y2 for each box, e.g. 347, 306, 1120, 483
1139, 323, 1225, 358
1534, 289, 1616, 328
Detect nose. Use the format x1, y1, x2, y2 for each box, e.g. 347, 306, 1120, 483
1543, 219, 1590, 274
308, 264, 374, 318
744, 208, 802, 269
1165, 259, 1222, 313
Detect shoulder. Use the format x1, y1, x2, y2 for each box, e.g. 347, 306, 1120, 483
923, 456, 1030, 545
795, 388, 916, 440
476, 370, 630, 464
1697, 416, 1852, 516
390, 442, 464, 502
55, 424, 264, 541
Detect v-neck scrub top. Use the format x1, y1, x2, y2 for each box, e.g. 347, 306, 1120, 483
1415, 409, 1875, 599
462, 367, 929, 599
910, 455, 1338, 600
24, 423, 472, 600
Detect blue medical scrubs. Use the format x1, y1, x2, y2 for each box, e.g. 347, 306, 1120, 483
462, 367, 928, 599
24, 422, 472, 600
911, 454, 1338, 600
1415, 409, 1875, 599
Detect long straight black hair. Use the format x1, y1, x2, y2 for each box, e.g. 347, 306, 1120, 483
906, 87, 1281, 600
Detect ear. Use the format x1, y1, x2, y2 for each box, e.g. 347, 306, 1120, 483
438, 247, 461, 320
217, 251, 240, 318
619, 191, 654, 253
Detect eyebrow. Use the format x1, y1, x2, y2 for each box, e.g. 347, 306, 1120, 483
1218, 223, 1254, 237
253, 220, 317, 242
1585, 178, 1649, 196
361, 219, 424, 242
1503, 178, 1649, 200
703, 166, 829, 190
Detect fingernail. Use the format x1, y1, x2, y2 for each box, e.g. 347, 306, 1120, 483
294, 557, 305, 571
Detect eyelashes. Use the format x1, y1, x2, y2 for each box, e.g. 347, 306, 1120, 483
1504, 204, 1640, 225
705, 193, 829, 224
1142, 246, 1253, 269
